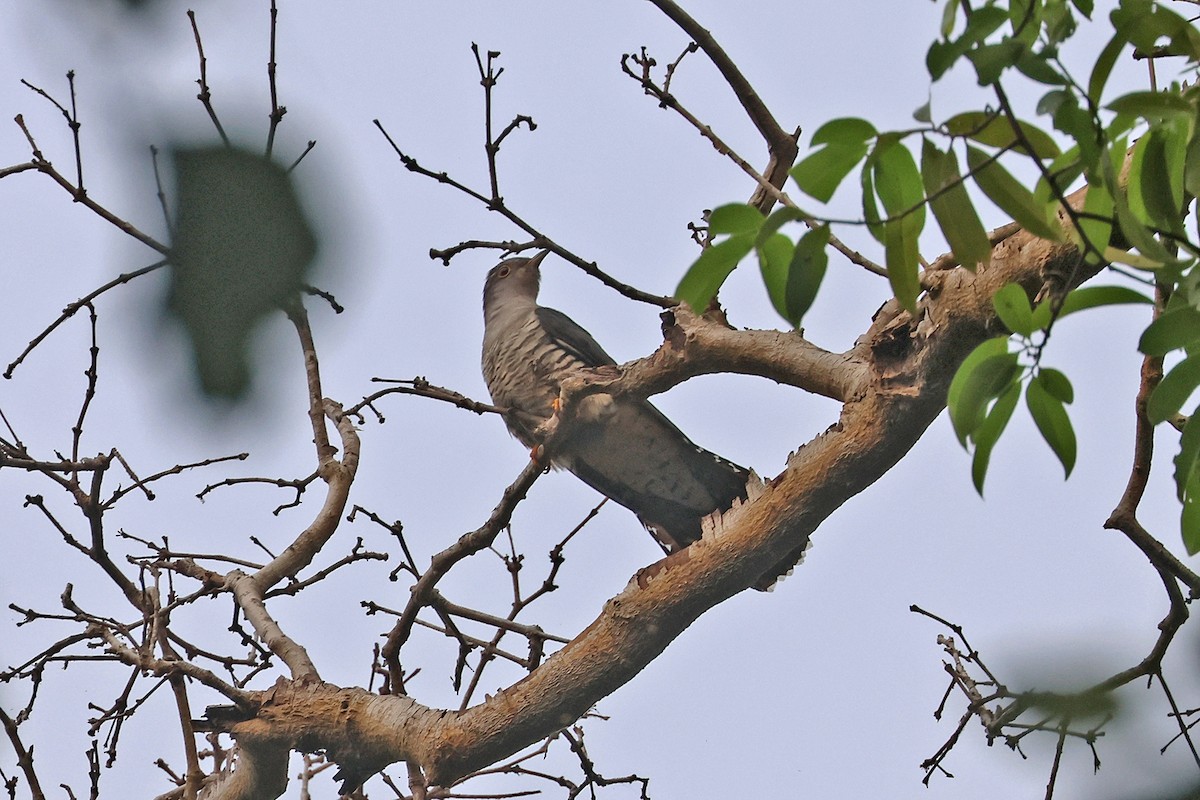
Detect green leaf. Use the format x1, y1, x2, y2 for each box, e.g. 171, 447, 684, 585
811, 117, 877, 146
871, 137, 926, 296
921, 139, 991, 270
1026, 375, 1077, 477
872, 138, 926, 226
948, 338, 1019, 445
783, 225, 830, 325
993, 283, 1035, 336
791, 142, 871, 203
1137, 122, 1188, 237
1075, 177, 1114, 264
1112, 1, 1200, 59
1185, 131, 1200, 199
927, 5, 1009, 80
755, 206, 805, 246
913, 98, 933, 124
966, 146, 1063, 241
1174, 410, 1200, 502
1058, 285, 1153, 318
971, 380, 1021, 494
1010, 0, 1042, 43
1139, 305, 1200, 356
1033, 146, 1085, 208
885, 215, 922, 313
1111, 172, 1182, 268
1149, 353, 1200, 424
1015, 50, 1067, 85
1182, 471, 1200, 554
967, 40, 1026, 85
708, 204, 764, 236
1107, 90, 1195, 121
760, 225, 830, 327
941, 0, 958, 37
946, 111, 1061, 158
675, 234, 754, 312
861, 162, 885, 244
1070, 0, 1093, 18
1037, 367, 1074, 403
758, 232, 797, 321
1053, 95, 1102, 169
1087, 32, 1127, 106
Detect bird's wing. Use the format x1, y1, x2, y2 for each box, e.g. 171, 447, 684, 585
535, 307, 618, 368
559, 402, 748, 548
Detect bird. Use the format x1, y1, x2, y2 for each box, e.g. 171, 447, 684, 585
481, 251, 790, 591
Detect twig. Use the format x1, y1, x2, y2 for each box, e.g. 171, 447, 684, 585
187, 10, 230, 145
372, 113, 671, 307
350, 377, 504, 421
5, 259, 168, 379
380, 457, 547, 693
265, 0, 285, 156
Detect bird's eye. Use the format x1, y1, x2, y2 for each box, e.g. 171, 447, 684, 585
497, 266, 511, 278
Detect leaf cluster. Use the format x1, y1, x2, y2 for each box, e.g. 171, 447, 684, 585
678, 0, 1200, 552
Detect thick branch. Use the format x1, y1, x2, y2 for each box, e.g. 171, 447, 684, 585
201, 186, 1101, 798
568, 307, 865, 405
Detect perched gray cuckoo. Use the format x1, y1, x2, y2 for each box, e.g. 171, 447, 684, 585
482, 251, 791, 590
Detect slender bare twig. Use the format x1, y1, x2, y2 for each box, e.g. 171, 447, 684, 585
265, 0, 285, 156
380, 456, 546, 694
187, 10, 229, 145
645, 0, 797, 211
0, 704, 47, 800
5, 259, 168, 379
373, 96, 671, 307
350, 377, 504, 421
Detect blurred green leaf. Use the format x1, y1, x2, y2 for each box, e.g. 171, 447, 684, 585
1182, 474, 1200, 554
708, 203, 764, 236
1149, 353, 1200, 424
1015, 50, 1067, 85
167, 145, 318, 399
811, 117, 878, 146
1027, 375, 1077, 476
967, 40, 1025, 85
1076, 176, 1114, 264
1087, 32, 1127, 106
1174, 410, 1200, 502
1038, 367, 1074, 403
1138, 121, 1188, 237
676, 235, 755, 312
792, 142, 870, 203
861, 162, 885, 244
1010, 0, 1042, 44
927, 5, 1008, 79
1138, 305, 1200, 356
993, 282, 1035, 336
1058, 285, 1153, 318
1107, 90, 1194, 121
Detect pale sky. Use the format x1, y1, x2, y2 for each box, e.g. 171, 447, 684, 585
1, 2, 1194, 799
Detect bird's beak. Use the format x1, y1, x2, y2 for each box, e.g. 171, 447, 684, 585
526, 249, 550, 270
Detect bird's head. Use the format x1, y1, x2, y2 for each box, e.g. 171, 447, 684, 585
482, 250, 548, 311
